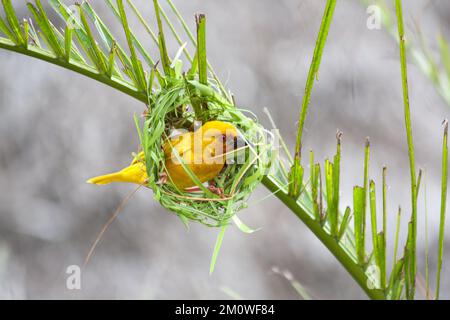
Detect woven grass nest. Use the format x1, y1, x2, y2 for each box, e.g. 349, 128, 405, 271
136, 77, 274, 227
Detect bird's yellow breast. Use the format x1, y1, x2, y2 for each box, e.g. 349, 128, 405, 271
163, 130, 226, 189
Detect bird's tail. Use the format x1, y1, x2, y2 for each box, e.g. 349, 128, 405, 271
87, 172, 125, 185
87, 163, 148, 186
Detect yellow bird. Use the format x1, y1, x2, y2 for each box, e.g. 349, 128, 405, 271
87, 121, 244, 189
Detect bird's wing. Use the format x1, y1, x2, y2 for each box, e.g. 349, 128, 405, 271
163, 132, 194, 162
129, 133, 192, 165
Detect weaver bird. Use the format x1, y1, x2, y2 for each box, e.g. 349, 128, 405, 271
87, 121, 245, 190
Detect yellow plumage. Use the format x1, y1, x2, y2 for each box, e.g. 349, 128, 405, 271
86, 159, 147, 186
87, 121, 240, 189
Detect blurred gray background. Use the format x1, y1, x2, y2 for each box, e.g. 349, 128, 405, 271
1, 0, 450, 299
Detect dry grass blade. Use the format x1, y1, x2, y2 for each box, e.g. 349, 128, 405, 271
83, 185, 143, 268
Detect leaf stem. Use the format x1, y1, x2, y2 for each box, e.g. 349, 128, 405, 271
196, 14, 207, 85
293, 0, 336, 160
261, 176, 386, 300
435, 120, 448, 299
393, 206, 401, 265
395, 0, 417, 298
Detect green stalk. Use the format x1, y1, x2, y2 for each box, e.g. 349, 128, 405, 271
354, 186, 366, 265
332, 133, 342, 236
64, 25, 72, 62
363, 138, 370, 250
395, 0, 417, 298
382, 166, 387, 244
153, 0, 171, 77
79, 5, 107, 74
288, 0, 336, 198
0, 16, 17, 43
424, 169, 430, 299
377, 232, 386, 290
1, 0, 25, 45
325, 159, 336, 235
292, 0, 336, 160
125, 0, 158, 44
435, 120, 448, 299
157, 2, 192, 62
107, 41, 117, 78
164, 0, 230, 102
381, 166, 387, 287
369, 180, 379, 269
311, 154, 320, 221
117, 0, 146, 91
393, 206, 401, 265
338, 207, 352, 241
196, 14, 207, 85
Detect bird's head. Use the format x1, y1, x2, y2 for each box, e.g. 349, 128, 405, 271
200, 121, 246, 158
